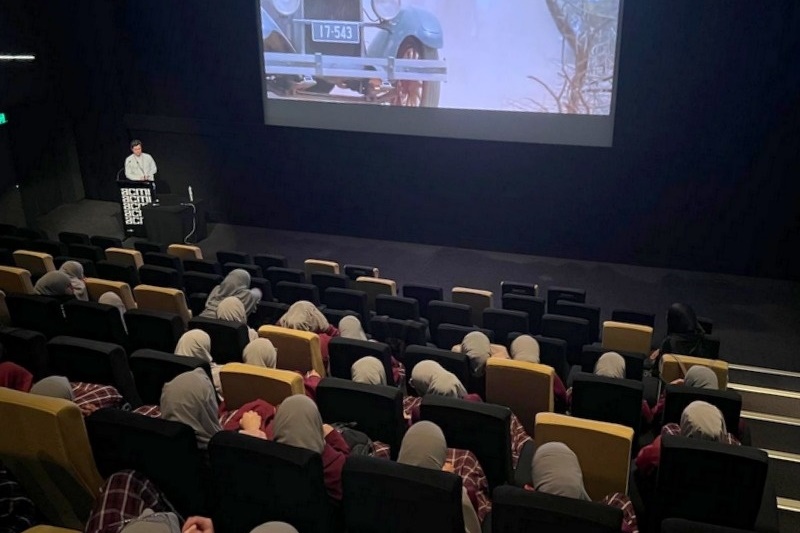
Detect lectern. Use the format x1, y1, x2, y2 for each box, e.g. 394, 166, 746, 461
117, 179, 156, 237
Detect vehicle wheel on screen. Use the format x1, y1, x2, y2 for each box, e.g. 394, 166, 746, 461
393, 38, 441, 108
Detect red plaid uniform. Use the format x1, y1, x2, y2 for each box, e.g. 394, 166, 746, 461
600, 492, 639, 533
70, 382, 124, 415
84, 470, 170, 533
448, 448, 491, 521
132, 405, 162, 418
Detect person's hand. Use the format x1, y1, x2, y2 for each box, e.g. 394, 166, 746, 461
322, 423, 335, 437
240, 411, 262, 432
306, 369, 320, 379
183, 516, 214, 533
649, 349, 660, 361
670, 378, 685, 386
442, 462, 455, 473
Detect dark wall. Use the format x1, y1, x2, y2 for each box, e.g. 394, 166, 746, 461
31, 1, 800, 279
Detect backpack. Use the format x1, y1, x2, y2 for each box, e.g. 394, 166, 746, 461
331, 422, 375, 456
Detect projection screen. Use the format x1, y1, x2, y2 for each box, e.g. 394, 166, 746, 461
258, 0, 625, 146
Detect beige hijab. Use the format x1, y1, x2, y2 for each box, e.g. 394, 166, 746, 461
243, 338, 277, 369
217, 296, 248, 324
338, 315, 367, 340
411, 360, 467, 398
30, 376, 74, 400
160, 368, 221, 449
175, 330, 213, 363
680, 400, 727, 441
351, 356, 387, 386
398, 421, 481, 533
460, 331, 492, 377
532, 442, 591, 501
273, 395, 325, 454
59, 261, 88, 301
278, 301, 330, 332
510, 335, 540, 363
201, 269, 259, 318
684, 366, 719, 389
594, 352, 625, 379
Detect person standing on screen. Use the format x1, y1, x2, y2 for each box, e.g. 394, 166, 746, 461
124, 139, 157, 181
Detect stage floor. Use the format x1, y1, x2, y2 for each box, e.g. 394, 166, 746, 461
37, 199, 800, 372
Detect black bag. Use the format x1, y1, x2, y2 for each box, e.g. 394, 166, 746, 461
331, 422, 375, 456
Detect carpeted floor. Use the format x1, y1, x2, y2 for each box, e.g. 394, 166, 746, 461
37, 199, 800, 372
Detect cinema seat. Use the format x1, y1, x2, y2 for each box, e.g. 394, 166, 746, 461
486, 358, 554, 437
0, 265, 35, 295
85, 278, 137, 310
219, 362, 304, 409
133, 285, 192, 326
13, 250, 56, 278
601, 321, 653, 356
258, 325, 326, 376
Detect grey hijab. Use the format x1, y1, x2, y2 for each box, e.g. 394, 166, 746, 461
338, 315, 367, 340
217, 296, 248, 324
410, 360, 467, 398
34, 271, 73, 296
175, 330, 213, 363
532, 442, 591, 501
273, 395, 325, 454
410, 360, 441, 396
398, 421, 481, 533
278, 301, 330, 332
460, 331, 491, 377
160, 368, 221, 449
30, 376, 74, 400
594, 352, 626, 379
59, 261, 88, 301
250, 523, 299, 533
202, 269, 259, 317
510, 335, 540, 364
243, 338, 277, 369
680, 400, 727, 441
351, 356, 387, 386
684, 366, 719, 389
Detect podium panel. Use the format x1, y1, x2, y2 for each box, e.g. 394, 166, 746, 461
118, 181, 155, 238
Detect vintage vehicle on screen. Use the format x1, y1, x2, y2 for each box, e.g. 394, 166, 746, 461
261, 0, 446, 107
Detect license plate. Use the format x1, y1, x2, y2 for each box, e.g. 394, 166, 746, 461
311, 21, 360, 44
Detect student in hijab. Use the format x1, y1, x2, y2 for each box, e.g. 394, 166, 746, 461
525, 442, 638, 533
351, 356, 387, 386
649, 303, 710, 376
29, 376, 73, 400
0, 361, 33, 392
59, 261, 88, 301
650, 365, 719, 422
271, 395, 350, 501
635, 400, 739, 478
200, 269, 261, 319
338, 315, 367, 341
29, 374, 123, 415
98, 291, 128, 333
509, 335, 568, 412
33, 271, 74, 298
217, 296, 258, 341
277, 301, 339, 366
250, 523, 299, 533
397, 421, 482, 533
243, 338, 277, 369
174, 329, 221, 392
456, 331, 509, 378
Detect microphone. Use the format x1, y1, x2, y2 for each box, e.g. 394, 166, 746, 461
115, 167, 125, 181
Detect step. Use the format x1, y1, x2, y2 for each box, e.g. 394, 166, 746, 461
729, 364, 800, 393
727, 384, 800, 418
766, 450, 800, 501
778, 498, 800, 533
742, 411, 800, 454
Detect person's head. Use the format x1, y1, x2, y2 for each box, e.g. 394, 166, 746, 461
160, 368, 221, 449
680, 400, 727, 441
460, 331, 492, 377
175, 330, 213, 363
351, 356, 386, 386
217, 296, 248, 325
272, 395, 325, 454
222, 269, 251, 291
130, 139, 143, 156
510, 335, 540, 364
398, 421, 447, 470
338, 315, 367, 341
683, 365, 719, 389
250, 523, 299, 533
59, 260, 84, 280
34, 271, 74, 296
278, 301, 329, 333
243, 338, 277, 369
667, 303, 700, 335
410, 360, 444, 396
98, 291, 126, 319
30, 376, 74, 401
594, 351, 626, 379
531, 442, 591, 500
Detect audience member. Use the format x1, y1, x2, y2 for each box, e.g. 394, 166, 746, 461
200, 269, 260, 319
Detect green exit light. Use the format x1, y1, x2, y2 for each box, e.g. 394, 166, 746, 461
0, 113, 7, 125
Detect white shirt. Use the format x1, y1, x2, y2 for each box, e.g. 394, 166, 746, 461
124, 153, 157, 181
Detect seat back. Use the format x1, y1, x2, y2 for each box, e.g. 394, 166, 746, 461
322, 288, 369, 324
143, 251, 183, 272
436, 323, 494, 350
183, 272, 223, 295
580, 345, 646, 381
167, 244, 203, 260
343, 264, 379, 280
85, 409, 205, 516
188, 316, 249, 364
133, 284, 191, 326
570, 373, 644, 436
251, 301, 290, 328
208, 431, 334, 533
505, 333, 569, 384
13, 250, 55, 277
402, 284, 443, 319
404, 345, 470, 394
124, 309, 185, 353
662, 385, 742, 432
253, 253, 288, 271
266, 266, 305, 286
85, 278, 137, 309
104, 247, 144, 269
0, 326, 48, 379
58, 231, 90, 246
328, 337, 395, 386
610, 309, 656, 329
486, 358, 554, 437
66, 243, 105, 263
555, 301, 601, 344
138, 264, 183, 289
499, 281, 538, 297
353, 276, 397, 311
601, 321, 653, 356
219, 362, 304, 409
659, 518, 758, 533
0, 235, 28, 253
258, 325, 326, 376
546, 287, 586, 313
95, 261, 140, 287
656, 435, 768, 530
660, 355, 729, 389
420, 395, 512, 491
502, 294, 546, 335
310, 272, 349, 295
0, 388, 104, 530
483, 308, 529, 346
343, 455, 464, 533
216, 250, 251, 265
452, 287, 493, 327
63, 300, 128, 346
368, 316, 427, 356
375, 294, 420, 321
89, 236, 122, 250
6, 294, 68, 338
541, 314, 590, 365
133, 240, 166, 254
183, 258, 222, 275
223, 262, 263, 279
304, 259, 340, 276
316, 377, 406, 459
0, 265, 35, 295
129, 349, 210, 404
28, 239, 68, 258
275, 281, 320, 306
491, 485, 623, 533
534, 413, 633, 500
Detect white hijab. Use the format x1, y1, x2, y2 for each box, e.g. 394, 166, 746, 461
175, 330, 213, 363
243, 338, 277, 369
351, 356, 386, 386
59, 261, 88, 301
532, 442, 591, 501
411, 360, 467, 398
510, 335, 540, 363
273, 395, 326, 454
594, 352, 625, 379
680, 400, 727, 441
338, 315, 367, 340
278, 301, 330, 333
684, 366, 719, 389
160, 368, 221, 449
460, 331, 492, 377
